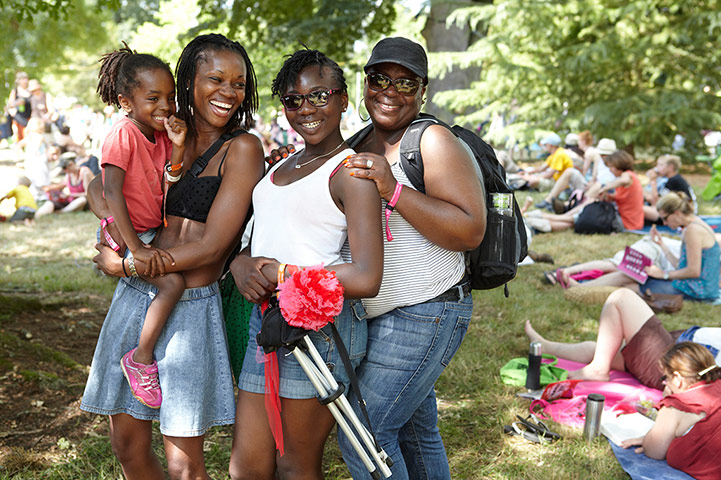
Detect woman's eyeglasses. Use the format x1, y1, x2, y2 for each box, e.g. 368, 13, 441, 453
660, 374, 667, 384
660, 212, 670, 223
367, 73, 421, 96
280, 89, 341, 111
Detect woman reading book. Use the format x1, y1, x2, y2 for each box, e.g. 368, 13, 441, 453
621, 342, 721, 480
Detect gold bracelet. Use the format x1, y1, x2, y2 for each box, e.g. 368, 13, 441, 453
127, 256, 139, 277
277, 263, 286, 285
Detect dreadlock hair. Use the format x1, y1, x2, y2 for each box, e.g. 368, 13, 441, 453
97, 42, 172, 109
271, 48, 347, 100
175, 34, 258, 137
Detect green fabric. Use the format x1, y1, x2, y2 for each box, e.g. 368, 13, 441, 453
220, 274, 253, 384
500, 354, 568, 387
702, 155, 721, 201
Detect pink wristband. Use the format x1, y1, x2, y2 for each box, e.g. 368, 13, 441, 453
384, 183, 403, 241
100, 216, 120, 252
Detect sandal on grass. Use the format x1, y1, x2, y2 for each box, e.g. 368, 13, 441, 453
555, 268, 569, 289
515, 414, 562, 442
542, 270, 558, 286
503, 423, 546, 444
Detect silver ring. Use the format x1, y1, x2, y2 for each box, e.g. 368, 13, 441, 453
366, 159, 373, 169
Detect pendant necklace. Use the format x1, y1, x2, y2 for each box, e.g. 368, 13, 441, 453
294, 140, 345, 169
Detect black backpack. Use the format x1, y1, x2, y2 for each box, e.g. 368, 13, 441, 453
348, 113, 528, 296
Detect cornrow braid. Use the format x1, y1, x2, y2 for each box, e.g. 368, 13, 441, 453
175, 34, 258, 137
271, 48, 347, 100
97, 41, 172, 109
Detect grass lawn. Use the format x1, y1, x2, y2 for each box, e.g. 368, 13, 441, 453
1, 174, 719, 479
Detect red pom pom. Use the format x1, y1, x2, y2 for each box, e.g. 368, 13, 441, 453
277, 264, 344, 331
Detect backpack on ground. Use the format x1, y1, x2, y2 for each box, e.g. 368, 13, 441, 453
347, 113, 528, 296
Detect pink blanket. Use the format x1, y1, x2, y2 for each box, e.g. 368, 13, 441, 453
533, 358, 663, 428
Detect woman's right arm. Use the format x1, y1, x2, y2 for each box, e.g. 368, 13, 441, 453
633, 406, 680, 459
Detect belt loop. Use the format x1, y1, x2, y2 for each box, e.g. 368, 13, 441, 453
457, 283, 465, 301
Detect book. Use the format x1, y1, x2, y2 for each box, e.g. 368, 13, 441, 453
617, 246, 652, 284
600, 410, 655, 446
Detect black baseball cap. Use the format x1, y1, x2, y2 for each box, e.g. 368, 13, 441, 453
364, 37, 428, 82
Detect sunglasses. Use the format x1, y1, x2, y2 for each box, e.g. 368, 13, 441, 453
660, 374, 667, 384
367, 73, 422, 96
280, 89, 341, 111
660, 212, 670, 223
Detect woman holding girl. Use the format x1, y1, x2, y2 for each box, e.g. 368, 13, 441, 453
339, 37, 486, 479
83, 34, 265, 479
228, 48, 383, 480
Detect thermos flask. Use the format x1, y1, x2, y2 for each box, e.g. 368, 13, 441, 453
583, 393, 605, 440
525, 341, 542, 391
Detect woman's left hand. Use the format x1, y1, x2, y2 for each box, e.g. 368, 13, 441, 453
93, 243, 124, 277
344, 152, 397, 200
644, 265, 666, 279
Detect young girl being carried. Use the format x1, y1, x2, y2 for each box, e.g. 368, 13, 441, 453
96, 44, 187, 409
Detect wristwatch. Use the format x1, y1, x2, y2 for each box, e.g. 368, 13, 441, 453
663, 271, 669, 280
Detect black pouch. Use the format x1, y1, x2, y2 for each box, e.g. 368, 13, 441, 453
471, 210, 517, 288
256, 296, 308, 354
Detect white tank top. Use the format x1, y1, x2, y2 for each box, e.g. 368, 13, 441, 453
251, 148, 353, 266
342, 163, 466, 318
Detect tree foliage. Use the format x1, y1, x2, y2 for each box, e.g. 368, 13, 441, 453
435, 0, 721, 158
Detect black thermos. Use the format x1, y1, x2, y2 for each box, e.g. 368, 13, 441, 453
525, 341, 542, 391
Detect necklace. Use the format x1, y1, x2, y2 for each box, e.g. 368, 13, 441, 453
294, 140, 345, 169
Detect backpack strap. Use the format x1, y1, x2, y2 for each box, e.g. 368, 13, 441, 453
346, 123, 374, 150
398, 113, 452, 194
189, 129, 247, 178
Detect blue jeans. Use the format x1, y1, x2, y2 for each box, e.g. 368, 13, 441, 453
337, 294, 473, 480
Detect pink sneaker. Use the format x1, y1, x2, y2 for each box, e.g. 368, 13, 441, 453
120, 348, 162, 409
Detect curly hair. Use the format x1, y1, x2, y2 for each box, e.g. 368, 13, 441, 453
175, 34, 258, 136
271, 48, 347, 99
96, 42, 172, 109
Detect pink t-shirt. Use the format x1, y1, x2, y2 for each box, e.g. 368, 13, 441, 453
101, 117, 172, 232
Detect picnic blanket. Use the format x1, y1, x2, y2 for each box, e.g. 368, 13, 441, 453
626, 215, 721, 236
608, 440, 694, 480
532, 358, 663, 428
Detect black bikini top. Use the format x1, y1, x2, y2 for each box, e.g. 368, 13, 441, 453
165, 130, 246, 223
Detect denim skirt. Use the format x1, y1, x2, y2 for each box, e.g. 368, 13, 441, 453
80, 276, 236, 437
237, 299, 367, 399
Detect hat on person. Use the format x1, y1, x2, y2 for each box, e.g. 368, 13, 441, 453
565, 133, 579, 146
28, 79, 42, 92
364, 37, 428, 82
597, 138, 617, 155
59, 152, 77, 170
540, 133, 561, 147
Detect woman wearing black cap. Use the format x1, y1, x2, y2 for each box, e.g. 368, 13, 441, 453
339, 37, 486, 479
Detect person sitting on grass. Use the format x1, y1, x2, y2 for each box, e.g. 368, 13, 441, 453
556, 192, 719, 301
621, 342, 721, 480
524, 150, 643, 233
524, 288, 721, 391
0, 176, 37, 224
35, 152, 95, 217
643, 154, 695, 223
519, 132, 574, 192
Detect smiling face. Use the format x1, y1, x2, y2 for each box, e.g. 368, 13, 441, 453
283, 65, 347, 150
192, 49, 247, 131
118, 68, 176, 140
364, 62, 424, 132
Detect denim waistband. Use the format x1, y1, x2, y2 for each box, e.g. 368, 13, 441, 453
427, 278, 472, 304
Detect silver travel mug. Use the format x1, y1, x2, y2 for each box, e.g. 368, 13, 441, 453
525, 342, 542, 391
583, 393, 605, 441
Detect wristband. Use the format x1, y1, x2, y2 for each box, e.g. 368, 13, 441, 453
384, 183, 404, 241
165, 171, 182, 183
166, 162, 183, 173
127, 256, 139, 277
286, 264, 300, 277
100, 216, 120, 252
122, 258, 129, 277
277, 263, 287, 285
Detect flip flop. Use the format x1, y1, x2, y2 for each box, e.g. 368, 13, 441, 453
515, 414, 562, 442
503, 423, 545, 444
542, 270, 558, 286
556, 268, 568, 289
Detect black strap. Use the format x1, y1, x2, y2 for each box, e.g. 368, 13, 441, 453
329, 322, 383, 454
189, 129, 246, 178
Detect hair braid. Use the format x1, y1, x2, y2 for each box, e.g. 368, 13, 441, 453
96, 41, 172, 109
175, 34, 258, 138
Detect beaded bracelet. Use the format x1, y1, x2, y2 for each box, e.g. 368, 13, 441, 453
127, 256, 139, 277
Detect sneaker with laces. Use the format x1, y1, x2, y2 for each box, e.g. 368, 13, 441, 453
120, 348, 162, 408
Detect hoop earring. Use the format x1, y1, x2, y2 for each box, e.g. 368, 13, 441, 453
358, 97, 370, 123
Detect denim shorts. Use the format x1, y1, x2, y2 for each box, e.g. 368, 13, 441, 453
237, 299, 367, 399
80, 276, 236, 437
95, 226, 157, 259
642, 278, 687, 298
